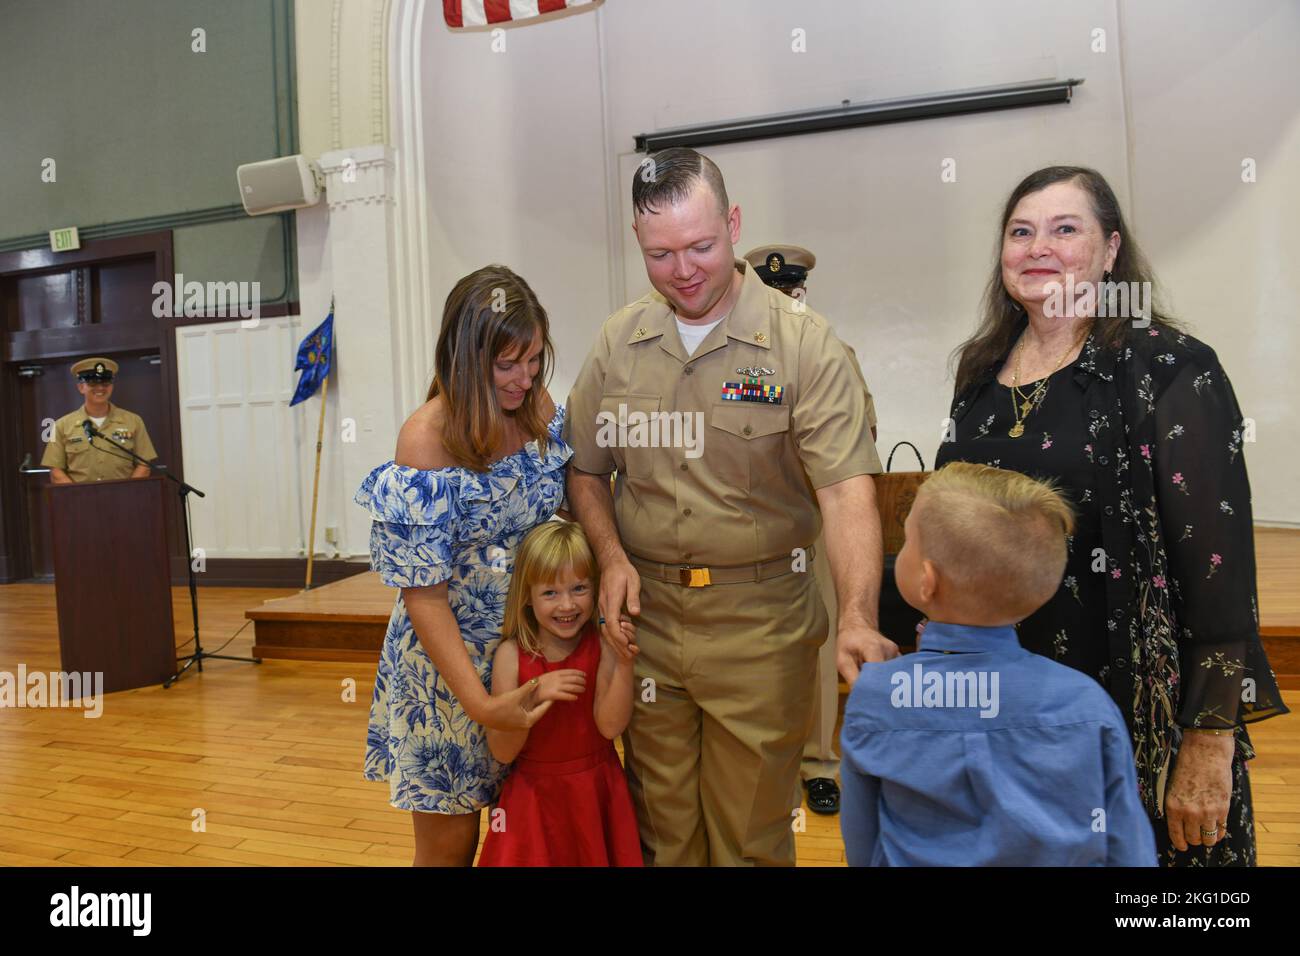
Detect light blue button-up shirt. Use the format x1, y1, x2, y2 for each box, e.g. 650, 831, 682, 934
840, 621, 1157, 866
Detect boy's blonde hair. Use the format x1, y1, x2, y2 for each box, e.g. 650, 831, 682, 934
912, 462, 1076, 619
502, 520, 599, 659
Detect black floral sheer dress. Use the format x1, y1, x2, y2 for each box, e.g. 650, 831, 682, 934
938, 320, 1288, 867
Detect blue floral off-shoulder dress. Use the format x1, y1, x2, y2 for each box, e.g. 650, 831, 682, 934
354, 405, 571, 814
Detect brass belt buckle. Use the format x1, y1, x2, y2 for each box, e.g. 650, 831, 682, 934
679, 566, 712, 587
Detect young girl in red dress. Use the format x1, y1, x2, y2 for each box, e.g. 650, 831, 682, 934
477, 520, 643, 866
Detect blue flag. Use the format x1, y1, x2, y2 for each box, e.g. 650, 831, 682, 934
290, 309, 334, 406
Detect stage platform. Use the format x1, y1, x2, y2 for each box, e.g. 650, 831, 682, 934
247, 569, 393, 663
1258, 528, 1300, 687
246, 528, 1300, 686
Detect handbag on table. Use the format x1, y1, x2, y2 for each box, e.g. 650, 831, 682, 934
873, 441, 930, 556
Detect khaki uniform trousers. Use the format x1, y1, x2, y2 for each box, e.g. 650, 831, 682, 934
622, 565, 827, 866
802, 537, 842, 781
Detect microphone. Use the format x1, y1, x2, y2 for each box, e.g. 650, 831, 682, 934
82, 419, 94, 440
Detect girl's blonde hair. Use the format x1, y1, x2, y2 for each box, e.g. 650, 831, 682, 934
502, 520, 599, 659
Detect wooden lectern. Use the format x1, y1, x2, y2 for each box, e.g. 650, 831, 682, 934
47, 476, 176, 693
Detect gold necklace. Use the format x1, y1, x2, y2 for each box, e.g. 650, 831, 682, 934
1008, 333, 1078, 438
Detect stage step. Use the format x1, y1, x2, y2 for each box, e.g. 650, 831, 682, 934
1258, 528, 1300, 689
247, 569, 391, 662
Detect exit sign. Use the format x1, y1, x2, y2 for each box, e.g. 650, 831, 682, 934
49, 227, 80, 252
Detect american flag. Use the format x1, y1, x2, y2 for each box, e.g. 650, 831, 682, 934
444, 0, 602, 30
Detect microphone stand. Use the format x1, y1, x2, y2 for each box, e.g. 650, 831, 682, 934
82, 423, 261, 686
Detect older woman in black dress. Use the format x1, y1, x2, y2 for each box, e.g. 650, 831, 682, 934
938, 166, 1288, 866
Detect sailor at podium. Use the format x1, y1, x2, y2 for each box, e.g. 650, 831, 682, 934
41, 356, 157, 484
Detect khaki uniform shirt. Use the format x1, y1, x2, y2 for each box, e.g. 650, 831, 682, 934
41, 404, 157, 482
842, 343, 878, 432
565, 260, 882, 566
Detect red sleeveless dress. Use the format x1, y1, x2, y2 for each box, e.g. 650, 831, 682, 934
477, 623, 643, 866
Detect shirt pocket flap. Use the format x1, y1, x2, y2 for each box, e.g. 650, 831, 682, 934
598, 393, 661, 418
711, 403, 790, 440
597, 394, 661, 478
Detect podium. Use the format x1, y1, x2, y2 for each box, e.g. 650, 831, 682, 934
47, 476, 177, 693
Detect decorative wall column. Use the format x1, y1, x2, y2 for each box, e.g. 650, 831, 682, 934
387, 0, 438, 417
317, 144, 403, 557
293, 0, 431, 561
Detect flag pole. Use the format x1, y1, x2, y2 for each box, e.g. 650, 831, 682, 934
305, 372, 329, 590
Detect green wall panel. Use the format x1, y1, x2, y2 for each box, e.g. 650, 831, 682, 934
172, 214, 296, 305
0, 0, 297, 299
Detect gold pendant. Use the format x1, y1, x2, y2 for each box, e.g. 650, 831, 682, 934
1009, 422, 1025, 438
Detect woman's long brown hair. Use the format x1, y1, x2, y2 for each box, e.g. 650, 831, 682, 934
427, 265, 554, 471
951, 166, 1179, 396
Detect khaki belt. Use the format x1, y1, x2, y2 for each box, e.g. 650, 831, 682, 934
627, 544, 815, 588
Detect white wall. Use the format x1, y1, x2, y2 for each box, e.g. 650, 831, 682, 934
407, 0, 1299, 523
1121, 0, 1300, 523
415, 6, 612, 404
188, 0, 1296, 566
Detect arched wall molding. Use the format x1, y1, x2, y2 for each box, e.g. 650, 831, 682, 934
329, 0, 343, 149
301, 0, 390, 157
385, 0, 435, 416
373, 0, 391, 144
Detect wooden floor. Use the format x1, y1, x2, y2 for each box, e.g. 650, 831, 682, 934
0, 583, 853, 866
0, 580, 1297, 867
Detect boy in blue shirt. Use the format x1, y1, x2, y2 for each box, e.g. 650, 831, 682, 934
840, 462, 1156, 866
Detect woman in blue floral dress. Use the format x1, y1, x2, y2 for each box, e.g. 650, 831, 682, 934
355, 265, 580, 865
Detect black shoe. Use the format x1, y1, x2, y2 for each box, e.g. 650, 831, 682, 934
804, 777, 840, 815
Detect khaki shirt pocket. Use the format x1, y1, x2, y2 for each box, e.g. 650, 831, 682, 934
63, 435, 92, 469
709, 403, 791, 493
597, 393, 661, 479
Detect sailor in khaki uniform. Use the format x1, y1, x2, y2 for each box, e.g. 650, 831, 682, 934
42, 357, 157, 484
742, 244, 878, 436
743, 243, 879, 817
565, 148, 897, 866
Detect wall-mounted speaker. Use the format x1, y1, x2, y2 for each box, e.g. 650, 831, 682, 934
236, 155, 322, 216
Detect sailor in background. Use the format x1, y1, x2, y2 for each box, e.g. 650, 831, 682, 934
743, 244, 879, 816
42, 356, 157, 484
